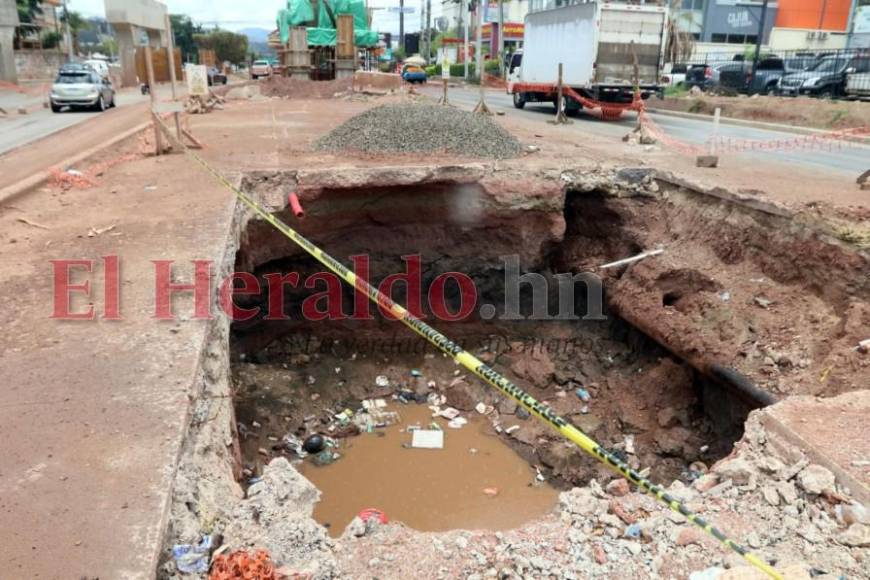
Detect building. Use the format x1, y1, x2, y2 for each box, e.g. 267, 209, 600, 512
440, 0, 528, 59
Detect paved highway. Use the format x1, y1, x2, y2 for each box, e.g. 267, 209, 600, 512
425, 85, 869, 175
0, 86, 159, 156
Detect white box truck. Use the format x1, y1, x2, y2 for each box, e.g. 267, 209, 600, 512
508, 1, 668, 116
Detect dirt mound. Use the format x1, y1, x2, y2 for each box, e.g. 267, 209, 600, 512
315, 103, 523, 159
259, 76, 353, 99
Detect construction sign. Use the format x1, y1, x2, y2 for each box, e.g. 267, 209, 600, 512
186, 64, 209, 96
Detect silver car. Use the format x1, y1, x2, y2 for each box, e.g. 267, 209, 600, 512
50, 68, 116, 113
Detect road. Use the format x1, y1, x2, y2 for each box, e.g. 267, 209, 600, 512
0, 87, 154, 156
425, 85, 869, 175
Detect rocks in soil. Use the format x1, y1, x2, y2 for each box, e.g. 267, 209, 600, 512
315, 103, 522, 159
796, 464, 836, 495
221, 458, 337, 577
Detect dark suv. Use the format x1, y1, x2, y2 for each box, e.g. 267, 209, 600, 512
779, 54, 870, 97
748, 55, 820, 94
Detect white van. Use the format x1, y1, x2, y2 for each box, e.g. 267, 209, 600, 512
84, 59, 110, 78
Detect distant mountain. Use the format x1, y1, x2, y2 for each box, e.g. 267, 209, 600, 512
238, 28, 271, 43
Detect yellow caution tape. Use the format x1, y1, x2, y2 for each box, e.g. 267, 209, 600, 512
155, 116, 783, 580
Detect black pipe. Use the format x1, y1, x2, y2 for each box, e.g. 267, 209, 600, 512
709, 364, 777, 409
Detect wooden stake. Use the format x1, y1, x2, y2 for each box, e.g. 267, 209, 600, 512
549, 63, 570, 125
144, 45, 163, 155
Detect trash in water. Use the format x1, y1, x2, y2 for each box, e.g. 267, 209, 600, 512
447, 417, 468, 429
625, 435, 636, 455
535, 467, 546, 482
475, 402, 489, 414
516, 407, 530, 420
624, 523, 642, 539
313, 450, 341, 465
362, 399, 387, 410
333, 409, 354, 424
505, 425, 520, 435
307, 375, 316, 384
429, 422, 442, 431
437, 407, 461, 420
580, 405, 589, 414
172, 535, 213, 574
718, 291, 731, 302
358, 507, 389, 524
375, 375, 390, 387
411, 429, 444, 449
427, 393, 447, 406
283, 434, 307, 457
576, 388, 591, 402
410, 369, 422, 377
482, 487, 500, 497
303, 434, 326, 454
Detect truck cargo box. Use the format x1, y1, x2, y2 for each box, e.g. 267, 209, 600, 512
519, 2, 667, 88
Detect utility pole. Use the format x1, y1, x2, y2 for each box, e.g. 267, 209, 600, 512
463, 0, 469, 79
399, 0, 404, 52
62, 0, 73, 62
426, 0, 431, 63
749, 0, 769, 94
475, 0, 483, 81
497, 0, 504, 76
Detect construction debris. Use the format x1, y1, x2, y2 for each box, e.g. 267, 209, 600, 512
315, 103, 522, 159
185, 92, 225, 114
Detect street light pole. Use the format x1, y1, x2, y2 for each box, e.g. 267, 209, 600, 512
399, 0, 404, 52
463, 0, 469, 79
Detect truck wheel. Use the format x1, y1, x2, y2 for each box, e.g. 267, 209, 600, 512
513, 92, 525, 109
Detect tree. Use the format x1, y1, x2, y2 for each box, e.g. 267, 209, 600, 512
14, 0, 42, 48
170, 14, 203, 63
194, 30, 249, 65
665, 0, 696, 64
60, 10, 91, 54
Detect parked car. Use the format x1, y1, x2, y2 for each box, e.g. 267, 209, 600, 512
660, 63, 688, 87
401, 63, 428, 84
250, 60, 272, 79
207, 67, 228, 86
83, 59, 110, 78
748, 56, 820, 94
50, 68, 115, 112
778, 54, 870, 97
845, 71, 870, 99
685, 61, 746, 93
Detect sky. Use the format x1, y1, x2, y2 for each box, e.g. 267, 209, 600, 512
67, 0, 441, 36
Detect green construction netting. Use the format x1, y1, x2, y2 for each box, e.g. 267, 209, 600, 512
277, 0, 378, 48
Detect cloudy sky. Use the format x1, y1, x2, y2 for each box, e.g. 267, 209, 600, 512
67, 0, 440, 36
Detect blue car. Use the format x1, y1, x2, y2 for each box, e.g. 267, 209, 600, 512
402, 64, 428, 84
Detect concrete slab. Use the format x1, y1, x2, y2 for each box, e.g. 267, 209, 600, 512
760, 390, 870, 504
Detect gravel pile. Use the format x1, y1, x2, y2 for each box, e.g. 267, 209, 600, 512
316, 103, 522, 159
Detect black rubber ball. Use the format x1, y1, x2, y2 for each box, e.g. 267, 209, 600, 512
303, 434, 326, 454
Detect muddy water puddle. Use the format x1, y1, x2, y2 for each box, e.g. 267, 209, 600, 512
298, 403, 559, 536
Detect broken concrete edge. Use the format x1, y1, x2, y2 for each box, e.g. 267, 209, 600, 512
645, 107, 870, 145
155, 191, 248, 575
760, 400, 870, 506
0, 120, 152, 206
657, 171, 870, 255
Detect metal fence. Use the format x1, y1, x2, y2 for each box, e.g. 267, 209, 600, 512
663, 48, 870, 99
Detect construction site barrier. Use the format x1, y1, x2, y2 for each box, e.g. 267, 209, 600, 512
153, 114, 784, 580
639, 110, 870, 156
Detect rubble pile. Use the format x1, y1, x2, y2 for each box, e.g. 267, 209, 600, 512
259, 76, 353, 99
335, 413, 868, 579
185, 92, 225, 114
315, 103, 523, 159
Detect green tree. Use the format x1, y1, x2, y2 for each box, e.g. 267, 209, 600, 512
170, 14, 203, 62
194, 29, 249, 65
60, 10, 90, 54
14, 0, 42, 48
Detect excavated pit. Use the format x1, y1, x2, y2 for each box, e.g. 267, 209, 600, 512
160, 163, 869, 577
227, 176, 755, 538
